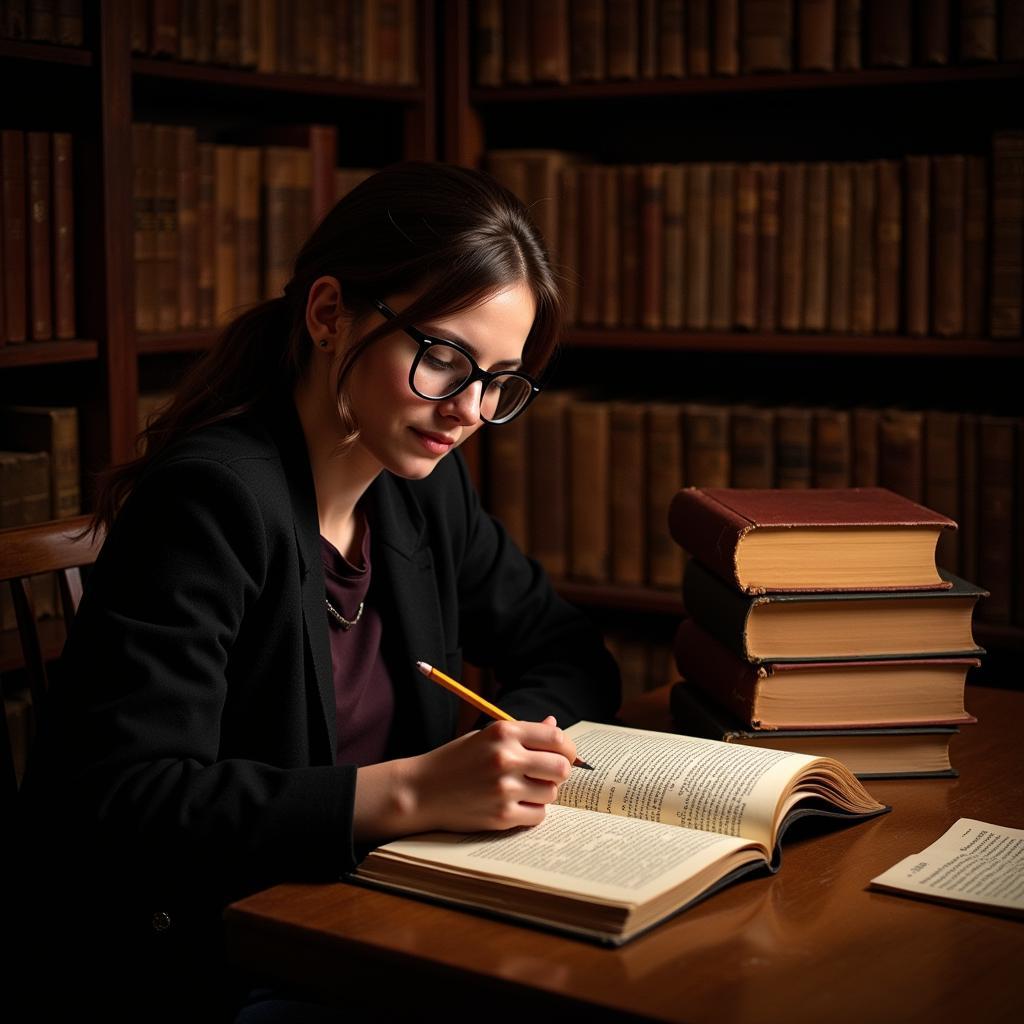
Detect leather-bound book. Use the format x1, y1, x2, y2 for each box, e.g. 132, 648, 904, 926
875, 159, 901, 334
813, 407, 852, 488
258, 0, 278, 73
659, 0, 686, 77
958, 414, 978, 583
959, 0, 998, 63
646, 402, 686, 589
295, 0, 318, 77
932, 155, 965, 337
865, 0, 910, 67
774, 406, 813, 488
602, 165, 622, 328
779, 162, 805, 331
214, 144, 238, 326
619, 165, 640, 328
879, 408, 924, 503
798, 0, 836, 70
196, 142, 215, 324
487, 413, 529, 553
640, 0, 658, 78
828, 162, 853, 333
730, 405, 775, 488
558, 165, 580, 325
181, 3, 200, 64
568, 399, 611, 582
130, 123, 152, 333
527, 392, 571, 578
924, 410, 961, 575
742, 0, 794, 72
0, 404, 80, 520
240, 0, 260, 70
713, 0, 740, 74
836, 0, 861, 69
196, 0, 214, 64
264, 147, 296, 300
663, 164, 687, 329
51, 130, 74, 339
215, 0, 240, 67
610, 401, 648, 586
851, 161, 876, 334
709, 163, 736, 331
976, 416, 1015, 623
904, 155, 930, 337
55, 0, 84, 46
26, 132, 52, 341
375, 0, 403, 84
1003, 0, 1024, 60
531, 0, 570, 83
236, 147, 261, 310
802, 161, 828, 332
668, 487, 957, 594
686, 163, 712, 329
735, 164, 759, 330
990, 132, 1023, 339
176, 126, 198, 331
578, 165, 603, 326
683, 402, 731, 486
963, 155, 987, 338
570, 0, 605, 81
852, 407, 880, 486
154, 125, 179, 332
641, 164, 665, 329
688, 0, 711, 75
606, 0, 639, 79
398, 0, 419, 85
151, 0, 178, 56
502, 0, 531, 83
917, 0, 950, 65
5, 1, 28, 40
757, 163, 781, 331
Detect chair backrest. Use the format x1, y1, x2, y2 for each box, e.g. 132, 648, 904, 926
0, 516, 104, 819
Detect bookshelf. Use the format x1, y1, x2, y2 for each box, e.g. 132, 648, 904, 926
442, 0, 1024, 686
0, 1, 437, 687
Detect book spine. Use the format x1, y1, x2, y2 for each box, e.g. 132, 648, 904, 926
527, 393, 569, 578
802, 161, 828, 332
618, 165, 639, 327
667, 487, 748, 590
52, 132, 75, 340
925, 410, 961, 575
132, 124, 155, 332
568, 400, 611, 582
502, 0, 531, 83
686, 163, 711, 330
578, 165, 603, 326
932, 155, 965, 338
235, 147, 261, 308
851, 407, 879, 486
673, 617, 762, 724
917, 0, 950, 65
602, 165, 622, 328
154, 125, 178, 332
570, 0, 605, 81
214, 144, 238, 325
646, 404, 686, 589
681, 558, 757, 660
27, 131, 52, 341
610, 402, 647, 586
196, 143, 216, 325
989, 132, 1023, 339
775, 406, 813, 488
742, 0, 794, 72
903, 155, 930, 337
487, 414, 529, 553
731, 406, 775, 487
798, 0, 835, 71
659, 0, 686, 77
963, 155, 988, 338
976, 416, 1015, 623
875, 159, 901, 334
687, 0, 711, 76
713, 0, 740, 76
813, 408, 852, 488
606, 0, 639, 79
851, 161, 877, 334
684, 403, 730, 486
879, 409, 924, 503
828, 162, 853, 333
757, 163, 780, 332
959, 413, 979, 583
959, 0, 998, 63
530, 0, 569, 83
176, 127, 198, 330
709, 163, 736, 331
475, 3, 503, 85
662, 163, 687, 329
835, 0, 861, 69
641, 164, 665, 329
734, 164, 758, 331
558, 165, 580, 324
865, 0, 910, 67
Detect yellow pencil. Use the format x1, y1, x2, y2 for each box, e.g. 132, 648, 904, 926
415, 660, 593, 770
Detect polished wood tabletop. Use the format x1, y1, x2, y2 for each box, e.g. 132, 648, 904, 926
225, 685, 1024, 1023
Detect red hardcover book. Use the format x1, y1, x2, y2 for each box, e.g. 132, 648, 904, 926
667, 486, 956, 593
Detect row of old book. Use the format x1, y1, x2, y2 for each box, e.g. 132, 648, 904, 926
0, 130, 77, 346
485, 394, 1022, 626
664, 485, 986, 778
0, 1, 83, 45
132, 121, 374, 333
130, 0, 421, 84
487, 135, 1024, 340
475, 0, 1024, 87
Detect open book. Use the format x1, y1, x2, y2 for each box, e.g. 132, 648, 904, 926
352, 721, 887, 945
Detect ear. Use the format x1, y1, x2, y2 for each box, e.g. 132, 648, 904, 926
305, 276, 348, 352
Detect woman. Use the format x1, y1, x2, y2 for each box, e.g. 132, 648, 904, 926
16, 162, 620, 1018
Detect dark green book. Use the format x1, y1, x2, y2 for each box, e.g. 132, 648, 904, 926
682, 559, 987, 663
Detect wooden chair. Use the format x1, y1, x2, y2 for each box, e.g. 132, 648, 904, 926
0, 516, 104, 820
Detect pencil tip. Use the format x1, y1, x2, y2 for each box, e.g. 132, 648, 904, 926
577, 760, 594, 771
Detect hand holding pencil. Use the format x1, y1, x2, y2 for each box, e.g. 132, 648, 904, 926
416, 661, 593, 771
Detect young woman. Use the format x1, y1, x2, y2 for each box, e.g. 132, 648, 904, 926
15, 162, 620, 1018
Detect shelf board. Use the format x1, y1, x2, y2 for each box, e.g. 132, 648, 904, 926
0, 339, 99, 367
137, 329, 218, 355
131, 57, 426, 101
562, 329, 1024, 357
472, 62, 1024, 103
0, 39, 93, 67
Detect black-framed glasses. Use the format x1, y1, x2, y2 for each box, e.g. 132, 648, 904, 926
375, 301, 541, 425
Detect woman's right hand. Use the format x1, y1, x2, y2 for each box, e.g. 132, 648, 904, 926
353, 716, 577, 844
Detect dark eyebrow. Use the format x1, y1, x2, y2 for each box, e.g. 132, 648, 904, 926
422, 324, 523, 371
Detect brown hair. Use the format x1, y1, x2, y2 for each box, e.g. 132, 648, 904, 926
91, 161, 563, 533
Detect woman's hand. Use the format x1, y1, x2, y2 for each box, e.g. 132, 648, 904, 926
353, 716, 577, 844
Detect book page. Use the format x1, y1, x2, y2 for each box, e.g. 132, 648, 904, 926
560, 721, 819, 848
871, 818, 1024, 916
366, 803, 759, 906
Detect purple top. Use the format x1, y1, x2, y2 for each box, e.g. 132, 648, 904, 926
321, 521, 395, 767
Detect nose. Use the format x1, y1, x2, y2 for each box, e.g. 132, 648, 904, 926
439, 381, 483, 426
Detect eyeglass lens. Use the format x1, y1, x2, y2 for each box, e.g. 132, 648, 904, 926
413, 344, 533, 422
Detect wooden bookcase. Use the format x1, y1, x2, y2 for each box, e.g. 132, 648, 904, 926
441, 0, 1024, 682
0, 0, 437, 673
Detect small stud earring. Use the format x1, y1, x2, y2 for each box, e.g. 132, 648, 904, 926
318, 339, 328, 348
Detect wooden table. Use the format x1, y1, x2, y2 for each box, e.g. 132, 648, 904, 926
225, 685, 1024, 1023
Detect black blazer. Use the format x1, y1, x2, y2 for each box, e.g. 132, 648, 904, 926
16, 397, 620, 1014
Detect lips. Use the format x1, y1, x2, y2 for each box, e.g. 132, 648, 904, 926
411, 427, 457, 455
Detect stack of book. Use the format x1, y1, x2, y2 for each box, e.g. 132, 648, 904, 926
666, 487, 988, 778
